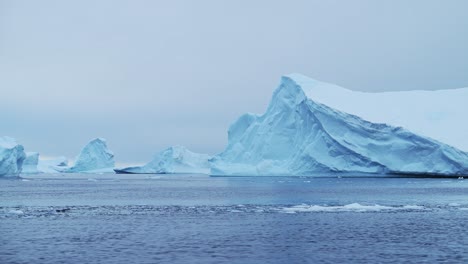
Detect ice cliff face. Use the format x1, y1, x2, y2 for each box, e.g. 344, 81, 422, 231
0, 137, 26, 177
65, 138, 115, 173
210, 74, 468, 176
115, 146, 211, 174
22, 152, 40, 174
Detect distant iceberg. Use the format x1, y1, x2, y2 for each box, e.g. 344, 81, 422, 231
37, 156, 68, 173
210, 74, 468, 176
64, 138, 115, 173
0, 137, 26, 177
21, 152, 40, 174
21, 152, 68, 174
115, 146, 211, 174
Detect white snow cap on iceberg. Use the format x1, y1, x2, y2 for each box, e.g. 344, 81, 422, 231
0, 136, 26, 177
115, 146, 211, 174
210, 74, 468, 176
64, 138, 115, 173
289, 73, 468, 152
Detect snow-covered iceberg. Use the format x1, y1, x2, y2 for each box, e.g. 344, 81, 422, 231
210, 74, 468, 176
64, 138, 115, 173
115, 146, 211, 174
0, 137, 26, 177
21, 152, 40, 174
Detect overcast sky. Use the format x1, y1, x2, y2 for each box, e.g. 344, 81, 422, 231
1, 0, 468, 164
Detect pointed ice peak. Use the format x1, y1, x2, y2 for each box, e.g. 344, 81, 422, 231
268, 75, 307, 110
283, 73, 353, 99
283, 73, 323, 87
65, 138, 115, 173
270, 74, 350, 111
88, 138, 109, 146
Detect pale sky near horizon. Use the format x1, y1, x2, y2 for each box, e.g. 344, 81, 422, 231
1, 0, 468, 164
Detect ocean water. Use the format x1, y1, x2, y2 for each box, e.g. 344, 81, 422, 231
1, 174, 468, 263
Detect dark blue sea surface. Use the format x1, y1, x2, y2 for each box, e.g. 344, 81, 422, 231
1, 174, 468, 263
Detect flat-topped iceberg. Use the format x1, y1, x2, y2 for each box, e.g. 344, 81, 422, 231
21, 152, 40, 174
115, 146, 211, 174
0, 137, 26, 177
64, 138, 115, 173
210, 74, 468, 176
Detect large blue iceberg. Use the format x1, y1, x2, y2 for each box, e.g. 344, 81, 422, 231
64, 138, 115, 173
0, 137, 26, 177
210, 74, 468, 176
115, 146, 211, 174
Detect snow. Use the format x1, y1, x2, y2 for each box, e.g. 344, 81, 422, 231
21, 152, 40, 174
64, 138, 115, 173
210, 74, 468, 176
115, 146, 211, 174
0, 137, 26, 177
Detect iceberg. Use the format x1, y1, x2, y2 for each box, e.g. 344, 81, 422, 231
211, 74, 468, 176
0, 137, 26, 177
21, 152, 40, 174
115, 146, 211, 174
37, 156, 68, 173
22, 153, 68, 174
64, 138, 115, 173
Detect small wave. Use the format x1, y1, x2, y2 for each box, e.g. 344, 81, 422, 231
280, 203, 425, 213
8, 209, 24, 215
3, 203, 468, 219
